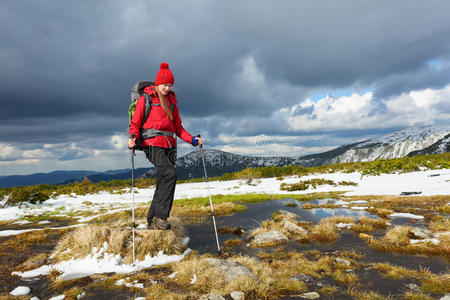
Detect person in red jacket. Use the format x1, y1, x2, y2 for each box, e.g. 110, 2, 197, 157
128, 63, 203, 230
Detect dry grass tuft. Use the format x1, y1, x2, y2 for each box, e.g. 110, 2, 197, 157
311, 220, 339, 242
333, 269, 358, 285
348, 288, 392, 300
171, 255, 226, 294
358, 216, 388, 228
372, 262, 450, 294
352, 223, 373, 233
53, 218, 186, 263
429, 215, 450, 232
223, 239, 242, 248
401, 291, 434, 300
369, 208, 394, 218
231, 255, 308, 298
382, 225, 413, 246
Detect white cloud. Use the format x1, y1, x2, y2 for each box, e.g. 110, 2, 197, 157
110, 133, 128, 150
0, 143, 16, 160
283, 84, 450, 132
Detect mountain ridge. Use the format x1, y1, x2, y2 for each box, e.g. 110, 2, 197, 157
1, 125, 449, 187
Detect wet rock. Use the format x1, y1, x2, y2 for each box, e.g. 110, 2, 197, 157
206, 258, 255, 282
335, 258, 351, 266
408, 228, 433, 239
198, 294, 226, 300
300, 291, 320, 299
282, 219, 309, 235
290, 273, 314, 283
230, 291, 245, 300
278, 210, 298, 219
251, 231, 289, 247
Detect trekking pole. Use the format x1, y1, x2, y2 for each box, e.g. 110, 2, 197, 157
197, 135, 221, 253
131, 146, 136, 265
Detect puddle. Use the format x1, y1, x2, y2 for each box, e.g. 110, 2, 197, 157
184, 198, 449, 297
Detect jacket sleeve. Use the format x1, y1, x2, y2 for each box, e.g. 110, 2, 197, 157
173, 104, 194, 145
129, 95, 145, 138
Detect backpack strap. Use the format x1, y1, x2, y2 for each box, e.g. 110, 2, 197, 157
143, 93, 151, 127
148, 102, 175, 112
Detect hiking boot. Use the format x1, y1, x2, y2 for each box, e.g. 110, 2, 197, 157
147, 219, 156, 229
155, 218, 171, 230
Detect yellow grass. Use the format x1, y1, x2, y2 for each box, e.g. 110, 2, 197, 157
171, 255, 226, 294
429, 215, 450, 232
54, 219, 186, 263
372, 262, 450, 294
358, 216, 388, 228
311, 220, 339, 242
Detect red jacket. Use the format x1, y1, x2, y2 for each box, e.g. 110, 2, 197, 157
129, 86, 193, 148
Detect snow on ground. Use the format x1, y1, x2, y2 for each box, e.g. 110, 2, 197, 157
389, 213, 425, 220
0, 224, 86, 237
10, 286, 31, 296
0, 169, 448, 225
12, 241, 192, 280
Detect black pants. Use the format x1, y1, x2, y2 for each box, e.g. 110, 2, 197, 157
144, 146, 177, 222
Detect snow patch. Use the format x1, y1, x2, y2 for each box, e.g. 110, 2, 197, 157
10, 286, 30, 296
12, 243, 191, 280
410, 238, 440, 245
389, 213, 424, 219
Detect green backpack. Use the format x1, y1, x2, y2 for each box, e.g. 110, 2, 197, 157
129, 81, 154, 123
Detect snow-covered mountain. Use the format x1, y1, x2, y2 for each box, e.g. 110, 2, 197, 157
145, 149, 304, 180
407, 133, 450, 156
326, 125, 450, 164
144, 126, 449, 179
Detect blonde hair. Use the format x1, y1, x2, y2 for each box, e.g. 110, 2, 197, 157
155, 85, 174, 121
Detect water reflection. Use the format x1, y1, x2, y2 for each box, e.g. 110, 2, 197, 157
184, 198, 448, 274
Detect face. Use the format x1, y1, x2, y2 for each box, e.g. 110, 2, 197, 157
157, 83, 172, 95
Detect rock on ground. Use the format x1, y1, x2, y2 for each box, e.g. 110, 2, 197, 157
230, 290, 245, 300
282, 219, 309, 235
251, 230, 289, 247
278, 210, 298, 219
290, 273, 314, 283
206, 258, 256, 282
408, 228, 434, 239
300, 291, 320, 299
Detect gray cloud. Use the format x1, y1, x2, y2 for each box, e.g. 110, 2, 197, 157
1, 0, 450, 174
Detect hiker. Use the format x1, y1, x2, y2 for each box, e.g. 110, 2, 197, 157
128, 62, 203, 230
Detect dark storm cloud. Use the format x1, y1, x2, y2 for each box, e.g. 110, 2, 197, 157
1, 0, 450, 168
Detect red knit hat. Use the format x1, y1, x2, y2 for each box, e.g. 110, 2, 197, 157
155, 62, 174, 85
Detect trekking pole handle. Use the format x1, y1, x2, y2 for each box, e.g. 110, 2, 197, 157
129, 134, 138, 151
196, 134, 203, 153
